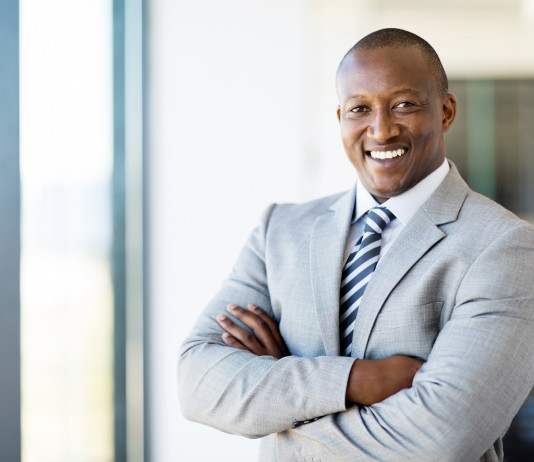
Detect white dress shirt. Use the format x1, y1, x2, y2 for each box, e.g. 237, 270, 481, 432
343, 159, 450, 263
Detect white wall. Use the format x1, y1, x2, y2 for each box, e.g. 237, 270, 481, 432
147, 2, 321, 461
147, 1, 534, 460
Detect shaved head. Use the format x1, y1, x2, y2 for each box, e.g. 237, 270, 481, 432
337, 28, 448, 97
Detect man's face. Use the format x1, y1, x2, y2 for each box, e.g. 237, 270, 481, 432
336, 46, 456, 203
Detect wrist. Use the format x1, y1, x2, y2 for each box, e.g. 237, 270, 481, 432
346, 358, 363, 404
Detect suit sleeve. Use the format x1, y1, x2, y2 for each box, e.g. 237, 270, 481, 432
177, 204, 356, 438
276, 223, 534, 462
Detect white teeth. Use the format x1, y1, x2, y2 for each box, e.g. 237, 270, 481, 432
369, 148, 406, 160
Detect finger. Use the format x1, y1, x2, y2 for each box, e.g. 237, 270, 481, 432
227, 304, 274, 348
217, 313, 264, 354
221, 332, 249, 352
237, 304, 289, 358
246, 304, 289, 355
247, 304, 286, 344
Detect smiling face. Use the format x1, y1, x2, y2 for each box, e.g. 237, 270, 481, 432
336, 45, 456, 203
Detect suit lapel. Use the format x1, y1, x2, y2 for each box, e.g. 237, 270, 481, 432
309, 188, 355, 356
351, 164, 470, 358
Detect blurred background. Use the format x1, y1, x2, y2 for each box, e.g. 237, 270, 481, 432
0, 0, 533, 461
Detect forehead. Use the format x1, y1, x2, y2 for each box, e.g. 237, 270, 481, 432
337, 46, 435, 100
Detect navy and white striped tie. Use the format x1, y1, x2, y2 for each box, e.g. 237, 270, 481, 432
339, 207, 396, 356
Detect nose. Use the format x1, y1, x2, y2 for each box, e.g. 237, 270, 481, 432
367, 109, 400, 142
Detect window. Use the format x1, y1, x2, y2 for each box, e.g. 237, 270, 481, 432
20, 1, 114, 460
19, 1, 145, 460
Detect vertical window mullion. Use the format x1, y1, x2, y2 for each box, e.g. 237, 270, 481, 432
113, 0, 127, 460
114, 0, 146, 460
0, 0, 21, 458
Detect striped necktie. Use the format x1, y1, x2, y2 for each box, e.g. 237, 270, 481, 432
339, 206, 396, 356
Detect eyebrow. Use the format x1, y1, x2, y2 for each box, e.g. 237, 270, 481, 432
344, 88, 423, 100
391, 88, 423, 97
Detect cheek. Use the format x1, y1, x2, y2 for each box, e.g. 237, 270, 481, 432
341, 121, 365, 141
413, 121, 442, 148
416, 130, 442, 161
341, 128, 365, 157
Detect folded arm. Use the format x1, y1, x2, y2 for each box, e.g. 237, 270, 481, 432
218, 302, 423, 407
179, 204, 534, 460
179, 203, 423, 438
178, 205, 356, 437
276, 224, 534, 461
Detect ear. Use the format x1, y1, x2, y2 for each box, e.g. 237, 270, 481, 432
442, 93, 457, 133
337, 106, 341, 123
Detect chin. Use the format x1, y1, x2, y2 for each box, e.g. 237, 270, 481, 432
369, 183, 402, 197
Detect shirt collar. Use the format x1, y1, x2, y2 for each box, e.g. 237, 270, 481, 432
353, 159, 450, 225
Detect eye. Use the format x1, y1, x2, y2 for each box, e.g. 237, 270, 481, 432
395, 101, 414, 109
350, 105, 370, 113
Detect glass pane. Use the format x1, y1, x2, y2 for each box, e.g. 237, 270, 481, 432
20, 1, 114, 461
448, 79, 534, 223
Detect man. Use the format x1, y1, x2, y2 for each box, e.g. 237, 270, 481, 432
178, 28, 534, 461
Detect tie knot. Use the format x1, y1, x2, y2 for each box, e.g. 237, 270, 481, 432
364, 207, 396, 234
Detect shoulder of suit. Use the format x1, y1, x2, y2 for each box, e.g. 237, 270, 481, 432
464, 189, 530, 225
269, 190, 350, 220
456, 189, 534, 247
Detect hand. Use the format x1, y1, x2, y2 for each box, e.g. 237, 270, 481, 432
346, 355, 423, 406
217, 303, 290, 359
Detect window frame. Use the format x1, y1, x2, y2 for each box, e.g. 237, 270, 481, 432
0, 0, 21, 459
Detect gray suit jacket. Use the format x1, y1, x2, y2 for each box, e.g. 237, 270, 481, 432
178, 163, 534, 461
